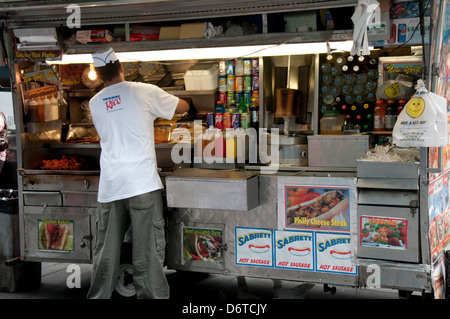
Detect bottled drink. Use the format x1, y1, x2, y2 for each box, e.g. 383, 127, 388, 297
321, 62, 333, 74
321, 85, 331, 95
37, 97, 45, 122
341, 64, 351, 74
330, 65, 342, 77
325, 54, 335, 63
249, 98, 259, 132
323, 94, 335, 105
333, 75, 345, 87
397, 99, 407, 115
27, 99, 39, 122
353, 84, 365, 95
385, 100, 396, 131
342, 84, 352, 95
334, 56, 345, 67
367, 69, 378, 79
321, 74, 333, 84
374, 100, 386, 131
365, 80, 377, 92
347, 55, 355, 64
352, 65, 362, 73
344, 74, 356, 84
356, 73, 368, 84
330, 86, 341, 96
344, 94, 355, 105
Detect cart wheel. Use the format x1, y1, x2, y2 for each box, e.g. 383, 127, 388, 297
115, 264, 136, 298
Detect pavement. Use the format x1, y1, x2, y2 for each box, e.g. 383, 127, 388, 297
0, 262, 402, 300
0, 262, 435, 316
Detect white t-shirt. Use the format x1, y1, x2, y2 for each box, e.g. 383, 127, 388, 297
89, 81, 179, 203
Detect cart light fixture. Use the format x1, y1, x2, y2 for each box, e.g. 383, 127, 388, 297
45, 40, 358, 64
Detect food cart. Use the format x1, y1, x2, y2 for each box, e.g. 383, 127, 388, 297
1, 0, 449, 298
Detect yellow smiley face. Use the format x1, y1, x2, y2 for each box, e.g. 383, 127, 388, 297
384, 83, 400, 98
406, 97, 426, 118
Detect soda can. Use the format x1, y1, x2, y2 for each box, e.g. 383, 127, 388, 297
243, 59, 252, 75
218, 76, 227, 92
223, 112, 232, 128
244, 75, 252, 91
251, 91, 259, 106
235, 75, 244, 92
232, 113, 240, 129
219, 60, 227, 76
227, 92, 235, 105
235, 92, 244, 105
206, 112, 215, 128
398, 23, 406, 43
215, 113, 223, 129
227, 60, 235, 75
240, 113, 249, 129
226, 75, 235, 92
244, 91, 252, 107
252, 75, 259, 91
218, 92, 227, 106
252, 58, 259, 74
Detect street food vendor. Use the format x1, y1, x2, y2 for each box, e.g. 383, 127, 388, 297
86, 47, 189, 299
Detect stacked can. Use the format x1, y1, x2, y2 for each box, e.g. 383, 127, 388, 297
216, 58, 259, 129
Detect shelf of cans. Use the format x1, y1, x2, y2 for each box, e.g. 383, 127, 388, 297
210, 58, 260, 130
319, 53, 380, 133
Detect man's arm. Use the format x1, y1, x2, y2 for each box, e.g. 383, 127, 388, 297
175, 98, 190, 114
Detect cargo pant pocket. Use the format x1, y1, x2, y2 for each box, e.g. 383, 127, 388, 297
153, 218, 166, 263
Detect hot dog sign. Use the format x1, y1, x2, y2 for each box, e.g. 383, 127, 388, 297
316, 232, 356, 275
235, 227, 273, 267
274, 230, 314, 271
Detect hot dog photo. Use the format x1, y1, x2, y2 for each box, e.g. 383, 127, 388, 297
285, 186, 350, 230
38, 219, 74, 251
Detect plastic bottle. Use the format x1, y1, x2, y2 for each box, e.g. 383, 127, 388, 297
44, 95, 52, 121
50, 94, 59, 120
321, 74, 334, 84
333, 75, 345, 87
37, 97, 45, 122
374, 100, 386, 131
27, 99, 39, 122
215, 101, 225, 114
397, 99, 407, 115
385, 100, 396, 131
320, 111, 345, 135
321, 62, 332, 74
334, 56, 345, 67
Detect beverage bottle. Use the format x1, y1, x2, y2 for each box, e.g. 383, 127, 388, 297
374, 100, 386, 131
323, 94, 335, 105
356, 73, 368, 84
364, 113, 374, 131
321, 62, 332, 74
249, 98, 259, 133
344, 94, 355, 105
37, 97, 45, 122
334, 56, 345, 67
396, 99, 407, 115
321, 74, 333, 84
352, 64, 362, 74
44, 95, 52, 121
344, 73, 356, 84
341, 64, 351, 74
330, 86, 341, 96
330, 65, 342, 77
325, 54, 335, 63
385, 100, 396, 131
333, 75, 345, 87
27, 99, 39, 122
342, 114, 351, 133
341, 84, 352, 95
238, 98, 248, 114
367, 69, 378, 80
215, 101, 225, 114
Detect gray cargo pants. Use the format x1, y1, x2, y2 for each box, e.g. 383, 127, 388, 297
87, 190, 169, 299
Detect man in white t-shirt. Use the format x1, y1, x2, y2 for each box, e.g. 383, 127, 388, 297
87, 48, 189, 299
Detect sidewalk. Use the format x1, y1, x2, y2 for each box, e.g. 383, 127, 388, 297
0, 262, 402, 300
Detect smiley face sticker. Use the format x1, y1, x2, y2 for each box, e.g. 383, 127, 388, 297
384, 83, 400, 98
406, 97, 426, 118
